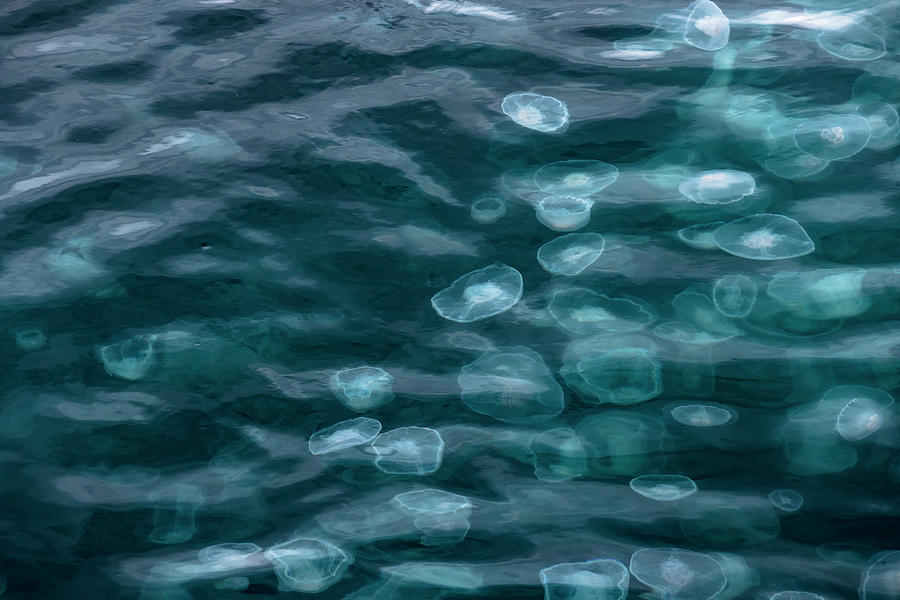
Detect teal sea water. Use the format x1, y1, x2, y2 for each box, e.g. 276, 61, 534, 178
1, 0, 900, 598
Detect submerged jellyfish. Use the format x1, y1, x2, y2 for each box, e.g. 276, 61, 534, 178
264, 538, 352, 593
770, 593, 824, 600
99, 334, 157, 381
670, 404, 734, 427
857, 102, 899, 150
817, 25, 886, 62
629, 475, 698, 501
431, 263, 523, 323
824, 385, 893, 441
713, 274, 757, 318
677, 222, 725, 250
534, 160, 619, 196
308, 417, 382, 455
383, 563, 483, 589
373, 426, 444, 475
678, 493, 781, 546
578, 411, 663, 476
768, 489, 804, 512
793, 115, 871, 160
549, 289, 653, 334
766, 268, 871, 320
540, 559, 630, 600
673, 290, 740, 340
784, 400, 859, 476
678, 170, 755, 204
709, 553, 759, 600
860, 551, 900, 600
470, 196, 507, 225
529, 427, 588, 482
536, 196, 594, 231
330, 367, 395, 412
14, 328, 47, 351
684, 0, 730, 51
392, 489, 472, 546
629, 548, 726, 600
713, 214, 815, 260
458, 347, 564, 424
537, 233, 606, 276
198, 542, 263, 565
149, 484, 204, 545
562, 348, 662, 406
501, 92, 568, 133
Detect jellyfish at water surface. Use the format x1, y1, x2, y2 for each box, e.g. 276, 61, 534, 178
534, 160, 619, 196
536, 196, 594, 231
793, 115, 871, 160
431, 263, 523, 322
308, 417, 382, 455
98, 334, 157, 381
264, 537, 353, 593
392, 488, 472, 546
678, 170, 755, 205
330, 366, 395, 412
537, 233, 606, 276
529, 427, 588, 482
684, 0, 730, 51
713, 214, 815, 260
860, 551, 900, 600
766, 268, 871, 320
539, 559, 630, 600
670, 404, 735, 427
548, 288, 653, 334
713, 274, 757, 318
373, 426, 444, 475
817, 24, 886, 62
501, 92, 569, 133
562, 347, 662, 406
629, 548, 726, 600
470, 196, 507, 224
768, 489, 804, 512
629, 474, 698, 501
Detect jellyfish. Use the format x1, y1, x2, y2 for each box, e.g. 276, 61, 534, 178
198, 542, 263, 565
670, 404, 735, 427
470, 196, 507, 224
529, 427, 588, 482
14, 328, 47, 351
264, 537, 353, 593
536, 196, 594, 231
140, 128, 238, 163
713, 214, 815, 260
392, 489, 472, 546
768, 489, 804, 512
149, 484, 204, 545
770, 593, 825, 600
817, 24, 886, 62
684, 0, 730, 51
501, 92, 569, 133
641, 149, 695, 190
629, 475, 698, 501
678, 492, 781, 546
308, 417, 382, 455
673, 289, 740, 340
859, 550, 900, 600
713, 274, 757, 318
824, 385, 892, 441
653, 322, 727, 346
578, 411, 663, 476
857, 102, 900, 148
677, 222, 726, 250
793, 115, 871, 160
534, 160, 619, 196
382, 562, 483, 590
816, 543, 880, 566
330, 367, 395, 412
540, 559, 630, 600
678, 170, 755, 205
784, 400, 859, 476
549, 289, 653, 335
45, 237, 106, 284
537, 233, 606, 276
98, 334, 157, 381
709, 553, 759, 600
766, 268, 871, 320
562, 348, 662, 406
458, 347, 564, 424
629, 548, 726, 600
373, 426, 444, 475
431, 263, 523, 322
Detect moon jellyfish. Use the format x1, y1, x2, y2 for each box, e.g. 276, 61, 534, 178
264, 537, 352, 593
678, 222, 725, 250
431, 263, 523, 322
673, 290, 740, 340
14, 328, 47, 351
45, 237, 105, 284
816, 543, 880, 566
529, 427, 588, 482
709, 553, 759, 600
149, 484, 204, 545
198, 542, 263, 564
629, 475, 698, 501
766, 268, 871, 320
684, 0, 730, 51
534, 160, 619, 196
784, 400, 858, 476
769, 489, 804, 512
392, 489, 472, 546
308, 417, 382, 455
537, 233, 606, 276
770, 592, 824, 600
825, 385, 893, 441
373, 426, 444, 475
671, 404, 734, 426
549, 289, 653, 334
678, 493, 781, 546
470, 196, 507, 224
578, 411, 663, 476
501, 92, 569, 133
817, 24, 886, 62
857, 102, 899, 150
629, 548, 726, 600
713, 214, 815, 260
793, 115, 871, 160
713, 274, 757, 318
458, 347, 564, 424
563, 348, 662, 406
98, 334, 157, 381
540, 559, 630, 600
860, 551, 900, 600
330, 367, 395, 412
678, 170, 755, 205
536, 196, 594, 231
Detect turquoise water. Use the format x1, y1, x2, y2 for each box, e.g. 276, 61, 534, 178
1, 0, 900, 598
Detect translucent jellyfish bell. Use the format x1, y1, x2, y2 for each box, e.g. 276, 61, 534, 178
670, 404, 734, 427
373, 426, 444, 475
793, 115, 871, 160
549, 289, 653, 334
308, 417, 382, 455
817, 24, 886, 62
470, 196, 507, 224
263, 537, 352, 593
562, 348, 663, 406
98, 334, 157, 381
629, 475, 698, 501
537, 233, 606, 276
713, 274, 758, 318
540, 559, 630, 600
529, 427, 588, 482
678, 170, 755, 205
149, 484, 204, 545
823, 385, 893, 441
578, 411, 662, 476
860, 551, 900, 600
858, 102, 900, 143
330, 366, 395, 412
458, 347, 564, 424
14, 328, 47, 351
684, 0, 730, 51
431, 263, 523, 323
501, 92, 569, 133
392, 489, 472, 546
677, 222, 725, 250
766, 268, 871, 320
534, 160, 619, 196
713, 214, 815, 260
629, 548, 726, 600
768, 489, 804, 512
770, 592, 825, 600
536, 196, 594, 231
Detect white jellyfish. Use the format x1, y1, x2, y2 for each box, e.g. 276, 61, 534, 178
629, 475, 698, 501
670, 404, 735, 427
529, 427, 588, 482
629, 548, 726, 600
768, 489, 804, 512
195, 543, 265, 577
766, 268, 871, 320
458, 347, 564, 424
549, 289, 653, 334
470, 196, 507, 224
824, 385, 893, 441
14, 328, 47, 351
653, 321, 728, 346
431, 263, 524, 323
562, 348, 663, 406
860, 551, 900, 600
678, 170, 755, 205
330, 366, 395, 412
537, 233, 606, 276
713, 214, 815, 260
501, 92, 569, 133
677, 222, 725, 250
534, 160, 619, 196
817, 24, 886, 62
98, 334, 157, 381
684, 0, 730, 51
539, 559, 630, 600
392, 489, 472, 546
536, 196, 594, 231
373, 426, 444, 475
45, 237, 106, 284
793, 115, 871, 160
713, 274, 757, 318
858, 102, 900, 147
308, 417, 382, 455
263, 537, 352, 593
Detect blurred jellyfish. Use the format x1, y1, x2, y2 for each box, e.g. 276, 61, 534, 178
709, 553, 759, 600
857, 102, 899, 150
198, 542, 263, 564
670, 404, 735, 427
860, 551, 900, 600
458, 347, 564, 424
713, 274, 757, 318
816, 543, 880, 566
678, 493, 781, 546
308, 417, 382, 455
562, 348, 662, 406
14, 328, 47, 351
678, 170, 755, 204
99, 334, 157, 381
684, 0, 730, 51
470, 196, 507, 224
431, 263, 523, 322
529, 427, 588, 482
45, 237, 106, 284
723, 91, 782, 138
766, 268, 871, 320
215, 577, 250, 591
784, 400, 858, 476
629, 475, 698, 501
501, 92, 569, 133
549, 289, 653, 334
673, 290, 740, 340
373, 426, 444, 475
537, 233, 606, 276
536, 196, 594, 231
392, 489, 472, 545
817, 24, 886, 61
641, 149, 694, 190
330, 367, 395, 412
824, 385, 892, 441
382, 562, 483, 590
534, 160, 619, 196
713, 214, 815, 260
677, 222, 725, 250
140, 128, 238, 163
770, 593, 825, 600
149, 484, 204, 545
264, 537, 352, 593
768, 489, 804, 512
629, 548, 726, 600
540, 559, 630, 600
654, 321, 727, 346
793, 115, 871, 160
578, 411, 663, 476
